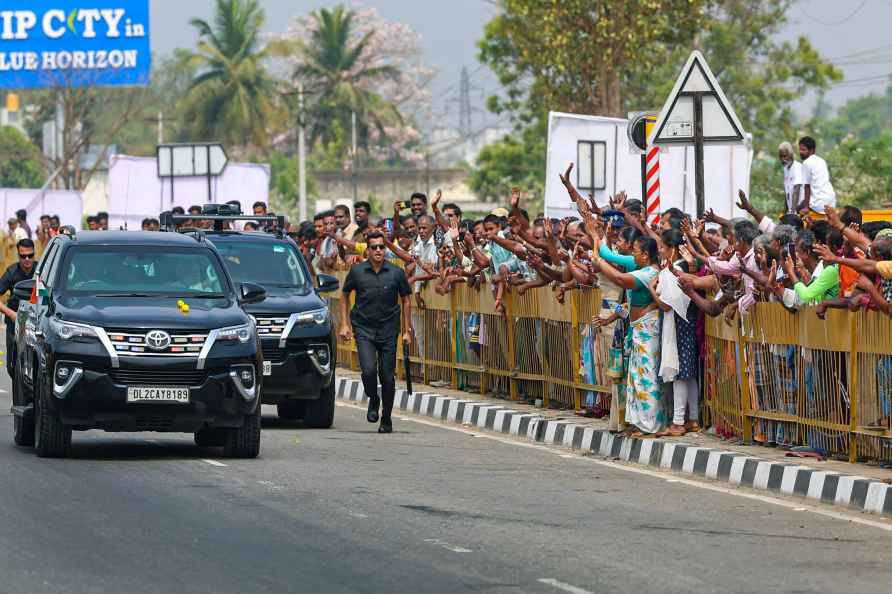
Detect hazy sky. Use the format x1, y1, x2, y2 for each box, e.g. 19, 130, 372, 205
149, 0, 892, 128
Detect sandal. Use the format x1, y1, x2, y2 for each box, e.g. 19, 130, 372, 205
684, 421, 701, 433
662, 424, 686, 437
630, 431, 656, 439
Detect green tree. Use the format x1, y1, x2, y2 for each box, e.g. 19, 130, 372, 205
180, 0, 277, 149
822, 133, 892, 208
0, 126, 45, 188
479, 0, 707, 121
280, 6, 401, 153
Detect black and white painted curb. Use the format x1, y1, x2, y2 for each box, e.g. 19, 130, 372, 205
335, 376, 892, 517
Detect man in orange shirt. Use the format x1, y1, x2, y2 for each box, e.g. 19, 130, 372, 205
830, 205, 865, 297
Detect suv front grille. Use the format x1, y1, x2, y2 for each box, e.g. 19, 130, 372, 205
105, 329, 208, 358
255, 316, 288, 339
261, 340, 287, 363
110, 369, 208, 386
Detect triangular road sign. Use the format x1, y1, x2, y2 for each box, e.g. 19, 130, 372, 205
648, 50, 745, 145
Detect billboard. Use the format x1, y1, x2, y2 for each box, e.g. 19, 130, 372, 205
0, 1, 150, 89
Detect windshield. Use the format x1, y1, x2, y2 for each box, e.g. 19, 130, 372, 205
212, 239, 308, 288
59, 246, 228, 296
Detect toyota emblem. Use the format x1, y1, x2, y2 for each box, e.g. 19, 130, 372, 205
145, 330, 172, 351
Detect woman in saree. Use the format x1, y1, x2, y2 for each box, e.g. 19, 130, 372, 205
593, 226, 642, 430
592, 234, 666, 437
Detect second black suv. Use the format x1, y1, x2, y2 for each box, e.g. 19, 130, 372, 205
163, 208, 340, 427
10, 231, 265, 458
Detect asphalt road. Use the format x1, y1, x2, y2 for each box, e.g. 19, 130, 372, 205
1, 371, 891, 594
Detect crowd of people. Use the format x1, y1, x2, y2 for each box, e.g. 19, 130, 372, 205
283, 135, 892, 439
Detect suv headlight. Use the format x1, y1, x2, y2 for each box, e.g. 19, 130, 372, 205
49, 319, 97, 341
217, 324, 253, 343
296, 307, 329, 325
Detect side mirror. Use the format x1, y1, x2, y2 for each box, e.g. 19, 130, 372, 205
317, 274, 339, 293
13, 279, 35, 302
239, 282, 266, 304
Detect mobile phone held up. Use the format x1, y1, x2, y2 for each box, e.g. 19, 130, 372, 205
786, 242, 796, 260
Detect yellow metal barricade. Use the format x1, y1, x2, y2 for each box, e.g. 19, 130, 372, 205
703, 314, 747, 440
329, 267, 892, 466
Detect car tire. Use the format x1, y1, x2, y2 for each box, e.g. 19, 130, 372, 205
277, 400, 305, 421
34, 373, 71, 458
223, 409, 261, 458
303, 381, 335, 429
14, 415, 35, 447
194, 427, 227, 447
12, 358, 34, 447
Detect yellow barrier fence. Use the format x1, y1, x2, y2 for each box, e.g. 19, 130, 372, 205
329, 279, 892, 464
328, 274, 610, 409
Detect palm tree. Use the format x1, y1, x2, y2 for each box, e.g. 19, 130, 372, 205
288, 6, 402, 152
180, 0, 276, 149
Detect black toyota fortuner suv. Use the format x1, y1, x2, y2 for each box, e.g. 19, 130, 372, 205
9, 231, 266, 458
162, 207, 340, 428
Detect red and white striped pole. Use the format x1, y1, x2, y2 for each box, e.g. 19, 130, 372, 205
645, 145, 661, 226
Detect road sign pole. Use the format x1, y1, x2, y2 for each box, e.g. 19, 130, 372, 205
206, 145, 213, 203
298, 82, 307, 222
693, 92, 705, 218
640, 154, 647, 211
169, 148, 175, 207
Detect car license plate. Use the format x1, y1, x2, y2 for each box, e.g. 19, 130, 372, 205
263, 361, 272, 376
126, 387, 190, 403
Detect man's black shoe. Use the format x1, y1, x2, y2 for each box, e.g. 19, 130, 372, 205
367, 399, 380, 423
378, 420, 393, 434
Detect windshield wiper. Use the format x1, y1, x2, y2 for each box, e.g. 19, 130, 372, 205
184, 293, 227, 299
93, 292, 155, 297
266, 283, 305, 288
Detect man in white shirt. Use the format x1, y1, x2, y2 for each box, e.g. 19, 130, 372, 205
409, 215, 439, 292
779, 141, 803, 214
797, 136, 836, 215
7, 218, 27, 242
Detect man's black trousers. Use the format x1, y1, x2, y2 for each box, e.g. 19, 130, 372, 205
355, 333, 398, 422
5, 325, 15, 381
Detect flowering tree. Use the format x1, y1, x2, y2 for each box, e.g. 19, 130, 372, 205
271, 5, 434, 166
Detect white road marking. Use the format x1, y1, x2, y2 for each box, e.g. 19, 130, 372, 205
335, 401, 892, 533
423, 538, 472, 553
201, 459, 227, 467
0, 388, 8, 394
348, 511, 369, 519
538, 578, 594, 594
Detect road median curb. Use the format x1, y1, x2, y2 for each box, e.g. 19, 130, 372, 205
334, 376, 892, 517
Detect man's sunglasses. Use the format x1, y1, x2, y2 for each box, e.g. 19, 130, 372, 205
368, 244, 386, 251
18, 252, 35, 260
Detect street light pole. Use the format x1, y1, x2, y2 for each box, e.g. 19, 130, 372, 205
351, 110, 358, 203
350, 111, 359, 204
297, 83, 307, 221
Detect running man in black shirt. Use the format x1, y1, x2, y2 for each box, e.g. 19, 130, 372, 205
0, 239, 36, 380
339, 231, 413, 433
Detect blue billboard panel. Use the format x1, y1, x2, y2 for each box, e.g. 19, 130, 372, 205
0, 1, 150, 89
